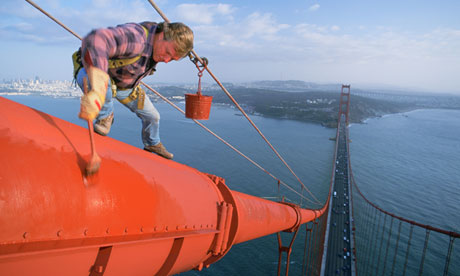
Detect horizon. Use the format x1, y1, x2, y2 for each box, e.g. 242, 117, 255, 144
3, 77, 460, 97
1, 0, 459, 94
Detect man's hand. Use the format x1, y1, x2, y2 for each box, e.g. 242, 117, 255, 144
79, 66, 109, 121
79, 90, 104, 121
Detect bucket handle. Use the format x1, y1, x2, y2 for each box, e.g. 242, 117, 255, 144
195, 62, 206, 97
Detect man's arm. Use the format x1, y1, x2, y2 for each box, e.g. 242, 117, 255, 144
81, 23, 148, 72
79, 23, 147, 121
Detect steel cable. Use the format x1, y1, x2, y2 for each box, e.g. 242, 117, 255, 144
402, 224, 414, 276
24, 0, 322, 206
419, 229, 431, 275
146, 0, 321, 205
391, 221, 403, 276
382, 216, 394, 275
443, 237, 455, 276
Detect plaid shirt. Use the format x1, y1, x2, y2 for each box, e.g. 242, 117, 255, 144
81, 22, 157, 90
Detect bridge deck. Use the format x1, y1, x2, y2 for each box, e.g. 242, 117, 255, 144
322, 119, 355, 275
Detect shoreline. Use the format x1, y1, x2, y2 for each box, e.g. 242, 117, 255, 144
2, 93, 458, 129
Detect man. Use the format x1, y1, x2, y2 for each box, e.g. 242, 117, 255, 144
74, 21, 193, 159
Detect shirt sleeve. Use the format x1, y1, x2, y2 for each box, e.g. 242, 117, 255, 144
81, 23, 147, 72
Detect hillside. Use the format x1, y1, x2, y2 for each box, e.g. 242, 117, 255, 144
203, 88, 415, 127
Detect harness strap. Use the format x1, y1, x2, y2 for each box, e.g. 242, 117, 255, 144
114, 85, 146, 110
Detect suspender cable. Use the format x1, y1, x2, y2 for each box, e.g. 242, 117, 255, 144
24, 0, 320, 206
419, 229, 431, 275
391, 221, 403, 276
402, 224, 414, 276
368, 211, 382, 275
382, 216, 394, 276
147, 0, 321, 205
364, 205, 377, 271
25, 0, 82, 40
443, 237, 454, 276
375, 214, 388, 275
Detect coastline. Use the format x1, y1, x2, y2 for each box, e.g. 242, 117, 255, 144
2, 92, 458, 129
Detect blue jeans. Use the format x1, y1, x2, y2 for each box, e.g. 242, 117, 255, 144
76, 68, 161, 147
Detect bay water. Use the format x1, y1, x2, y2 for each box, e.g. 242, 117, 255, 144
3, 94, 459, 275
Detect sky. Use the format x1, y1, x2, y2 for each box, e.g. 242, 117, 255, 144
1, 0, 460, 94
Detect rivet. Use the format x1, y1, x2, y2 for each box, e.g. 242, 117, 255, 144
154, 226, 157, 231
57, 230, 62, 237
165, 226, 169, 232
193, 225, 196, 229
106, 228, 110, 234
94, 265, 104, 273
23, 232, 28, 239
185, 225, 188, 229
176, 225, 180, 230
124, 227, 128, 234
140, 227, 144, 233
84, 229, 88, 236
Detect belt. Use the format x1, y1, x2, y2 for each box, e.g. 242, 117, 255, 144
111, 83, 145, 110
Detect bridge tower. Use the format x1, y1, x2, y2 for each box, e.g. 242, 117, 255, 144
338, 85, 351, 125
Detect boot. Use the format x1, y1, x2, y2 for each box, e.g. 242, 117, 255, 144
94, 112, 114, 136
144, 142, 174, 159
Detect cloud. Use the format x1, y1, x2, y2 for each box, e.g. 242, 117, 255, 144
175, 4, 235, 24
309, 4, 320, 12
241, 12, 289, 40
5, 0, 460, 92
191, 11, 290, 55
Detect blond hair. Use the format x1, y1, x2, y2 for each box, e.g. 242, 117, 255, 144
157, 22, 194, 58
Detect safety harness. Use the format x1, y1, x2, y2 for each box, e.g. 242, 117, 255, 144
72, 25, 149, 109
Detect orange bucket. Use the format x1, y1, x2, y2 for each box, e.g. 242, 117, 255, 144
185, 93, 213, 120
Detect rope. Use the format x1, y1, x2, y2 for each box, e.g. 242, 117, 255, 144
24, 0, 321, 206
147, 0, 321, 205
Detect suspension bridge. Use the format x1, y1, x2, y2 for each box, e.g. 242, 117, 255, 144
0, 1, 459, 275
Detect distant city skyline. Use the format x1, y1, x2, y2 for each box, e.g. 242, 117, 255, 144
1, 0, 459, 94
